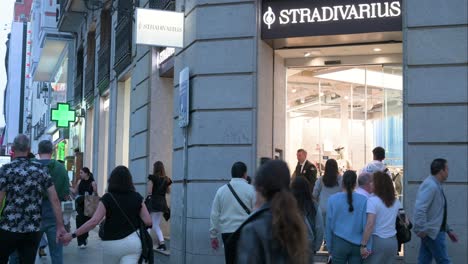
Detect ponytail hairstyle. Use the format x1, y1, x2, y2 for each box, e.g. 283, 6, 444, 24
342, 170, 357, 212
255, 160, 309, 264
82, 167, 94, 181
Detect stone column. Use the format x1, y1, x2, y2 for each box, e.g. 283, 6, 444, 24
172, 0, 258, 262
403, 0, 468, 263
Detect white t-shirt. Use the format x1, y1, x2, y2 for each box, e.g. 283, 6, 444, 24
367, 195, 401, 238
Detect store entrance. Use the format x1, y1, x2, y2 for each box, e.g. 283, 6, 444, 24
275, 43, 403, 197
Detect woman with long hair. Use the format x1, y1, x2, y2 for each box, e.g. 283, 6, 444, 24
63, 166, 152, 263
230, 160, 309, 264
291, 176, 324, 256
70, 167, 97, 248
146, 161, 172, 251
360, 171, 401, 263
313, 159, 342, 239
326, 170, 368, 264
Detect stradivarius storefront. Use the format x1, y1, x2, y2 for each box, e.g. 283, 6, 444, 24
169, 0, 467, 262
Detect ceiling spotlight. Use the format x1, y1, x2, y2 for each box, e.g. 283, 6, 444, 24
344, 96, 349, 100
304, 52, 311, 57
373, 48, 382, 52
300, 98, 306, 104
292, 88, 297, 93
319, 92, 324, 96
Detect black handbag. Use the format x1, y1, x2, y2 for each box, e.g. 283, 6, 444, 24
163, 206, 171, 221
109, 193, 154, 264
395, 210, 412, 244
98, 220, 105, 239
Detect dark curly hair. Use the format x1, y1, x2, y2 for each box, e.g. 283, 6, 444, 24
373, 171, 396, 207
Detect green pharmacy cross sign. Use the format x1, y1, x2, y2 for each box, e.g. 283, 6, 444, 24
51, 103, 76, 128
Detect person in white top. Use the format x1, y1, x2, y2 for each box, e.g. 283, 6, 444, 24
362, 147, 391, 177
360, 171, 401, 263
209, 161, 255, 263
355, 172, 374, 199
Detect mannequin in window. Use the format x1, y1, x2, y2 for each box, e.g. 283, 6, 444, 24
334, 146, 351, 173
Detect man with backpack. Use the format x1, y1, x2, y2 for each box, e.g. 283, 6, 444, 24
36, 140, 70, 264
210, 162, 255, 263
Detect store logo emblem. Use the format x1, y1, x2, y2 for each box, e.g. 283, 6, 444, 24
263, 7, 275, 29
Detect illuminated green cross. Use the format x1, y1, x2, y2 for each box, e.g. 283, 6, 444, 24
51, 103, 76, 128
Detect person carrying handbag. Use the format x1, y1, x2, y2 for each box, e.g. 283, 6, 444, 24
146, 161, 172, 251
62, 166, 153, 264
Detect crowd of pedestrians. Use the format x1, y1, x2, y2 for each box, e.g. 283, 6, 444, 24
0, 134, 460, 264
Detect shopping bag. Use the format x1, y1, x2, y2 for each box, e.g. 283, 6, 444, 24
84, 194, 100, 217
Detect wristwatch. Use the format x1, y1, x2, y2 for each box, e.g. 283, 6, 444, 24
360, 244, 367, 248
72, 233, 77, 239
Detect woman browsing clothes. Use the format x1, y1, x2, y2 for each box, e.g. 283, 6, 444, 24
360, 171, 401, 263
70, 167, 97, 248
62, 166, 152, 263
146, 161, 172, 251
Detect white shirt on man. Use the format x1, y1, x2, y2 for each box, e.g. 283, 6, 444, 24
355, 187, 371, 199
366, 196, 401, 238
209, 178, 255, 238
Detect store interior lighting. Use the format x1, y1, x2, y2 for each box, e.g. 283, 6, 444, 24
315, 68, 402, 90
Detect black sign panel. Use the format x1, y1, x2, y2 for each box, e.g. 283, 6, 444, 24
261, 0, 402, 39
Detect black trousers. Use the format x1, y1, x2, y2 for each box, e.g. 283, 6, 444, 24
0, 229, 42, 264
222, 232, 234, 264
76, 212, 91, 246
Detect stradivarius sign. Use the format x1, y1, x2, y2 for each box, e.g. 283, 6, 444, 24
262, 0, 402, 39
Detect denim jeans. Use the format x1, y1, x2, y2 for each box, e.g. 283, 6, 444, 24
41, 199, 63, 264
418, 232, 451, 264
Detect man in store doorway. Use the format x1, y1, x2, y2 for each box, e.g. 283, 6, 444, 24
292, 149, 318, 186
414, 158, 458, 264
362, 146, 390, 177
209, 161, 255, 263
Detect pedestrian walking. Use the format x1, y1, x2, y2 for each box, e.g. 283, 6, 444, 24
313, 158, 342, 251
70, 167, 97, 248
291, 176, 324, 258
0, 134, 66, 263
360, 171, 401, 263
229, 160, 309, 264
34, 140, 71, 263
414, 158, 458, 264
326, 170, 367, 264
146, 161, 172, 251
62, 166, 153, 264
209, 161, 255, 263
355, 172, 374, 199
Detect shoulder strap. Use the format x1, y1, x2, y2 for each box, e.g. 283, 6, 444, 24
227, 183, 251, 215
108, 193, 140, 238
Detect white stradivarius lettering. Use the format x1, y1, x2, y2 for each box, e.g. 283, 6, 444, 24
262, 1, 401, 29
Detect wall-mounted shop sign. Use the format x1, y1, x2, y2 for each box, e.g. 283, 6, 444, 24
135, 8, 184, 48
261, 0, 402, 39
178, 67, 190, 128
51, 103, 76, 128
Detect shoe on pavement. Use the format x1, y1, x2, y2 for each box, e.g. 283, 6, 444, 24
157, 244, 166, 251
39, 247, 47, 257
79, 244, 87, 249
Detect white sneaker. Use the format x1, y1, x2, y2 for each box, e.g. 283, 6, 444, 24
79, 245, 87, 249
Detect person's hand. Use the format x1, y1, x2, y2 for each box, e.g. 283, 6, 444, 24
56, 225, 67, 244
448, 231, 458, 243
360, 247, 370, 259
60, 233, 73, 245
417, 231, 427, 238
211, 238, 219, 250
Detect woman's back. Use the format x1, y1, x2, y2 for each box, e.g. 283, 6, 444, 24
313, 176, 342, 213
326, 192, 367, 247
100, 191, 143, 241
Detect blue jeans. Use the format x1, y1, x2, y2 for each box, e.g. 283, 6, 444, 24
418, 232, 451, 264
41, 199, 63, 264
332, 235, 363, 264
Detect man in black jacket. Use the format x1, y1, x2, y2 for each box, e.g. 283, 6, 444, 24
292, 149, 318, 186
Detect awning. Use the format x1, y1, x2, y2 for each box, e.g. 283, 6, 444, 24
34, 36, 71, 82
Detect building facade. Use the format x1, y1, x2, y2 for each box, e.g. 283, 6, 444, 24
52, 0, 467, 263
